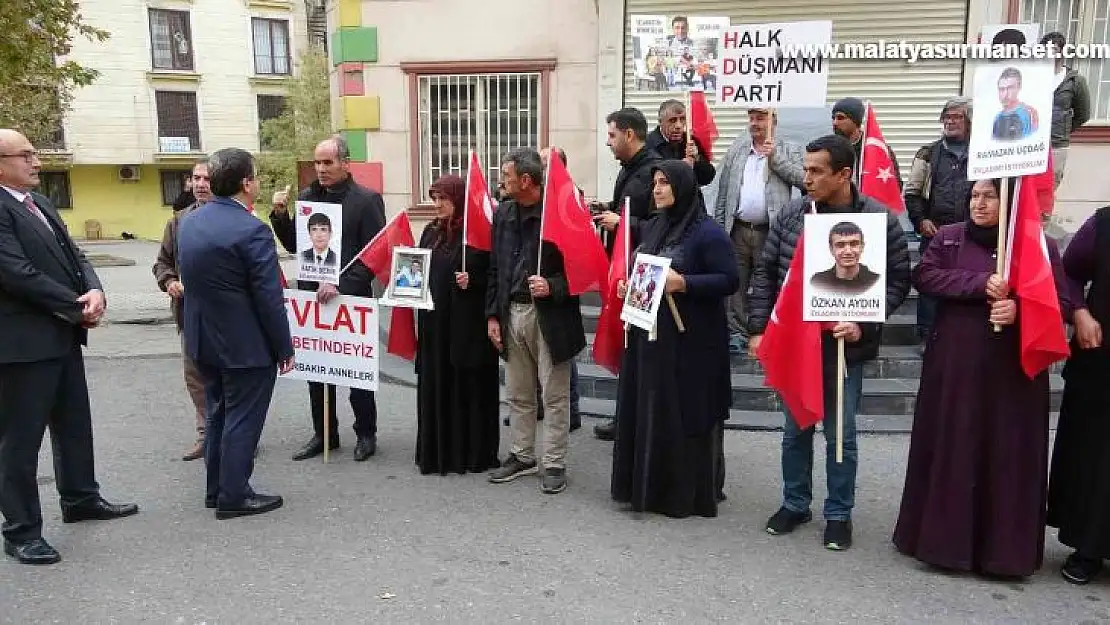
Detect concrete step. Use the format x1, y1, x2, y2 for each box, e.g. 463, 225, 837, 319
575, 398, 1062, 434
577, 306, 922, 345
562, 363, 1064, 416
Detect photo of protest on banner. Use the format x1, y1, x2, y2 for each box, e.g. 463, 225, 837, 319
968, 60, 1052, 180
295, 201, 344, 285
802, 213, 888, 322
621, 253, 672, 331
629, 14, 730, 92
718, 20, 832, 108
282, 290, 379, 391
379, 246, 434, 311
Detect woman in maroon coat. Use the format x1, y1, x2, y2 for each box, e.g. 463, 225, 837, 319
893, 178, 1074, 578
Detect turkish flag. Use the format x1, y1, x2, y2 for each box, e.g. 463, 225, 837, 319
756, 234, 825, 429
859, 105, 905, 213
351, 210, 418, 360
541, 150, 609, 295
1029, 149, 1055, 217
689, 90, 719, 161
591, 198, 631, 375
1003, 177, 1069, 378
464, 150, 494, 251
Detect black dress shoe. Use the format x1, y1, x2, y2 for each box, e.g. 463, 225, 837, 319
292, 436, 340, 461
215, 494, 283, 519
4, 538, 61, 565
62, 498, 139, 523
353, 436, 376, 461
594, 420, 616, 441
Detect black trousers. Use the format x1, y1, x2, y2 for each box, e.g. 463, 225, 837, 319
309, 383, 377, 440
0, 347, 100, 543
198, 364, 276, 506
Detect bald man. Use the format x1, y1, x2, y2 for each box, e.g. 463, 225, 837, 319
0, 129, 137, 565
270, 135, 387, 462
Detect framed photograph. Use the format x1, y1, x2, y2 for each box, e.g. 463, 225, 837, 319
379, 246, 434, 310
620, 253, 673, 331
802, 212, 888, 322
296, 201, 344, 285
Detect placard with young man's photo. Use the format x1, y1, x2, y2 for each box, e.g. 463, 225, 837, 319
379, 246, 434, 311
296, 201, 344, 285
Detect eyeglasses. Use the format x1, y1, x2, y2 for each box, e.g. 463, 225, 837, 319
0, 151, 39, 163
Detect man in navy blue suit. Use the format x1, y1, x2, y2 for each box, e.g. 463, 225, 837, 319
178, 148, 295, 519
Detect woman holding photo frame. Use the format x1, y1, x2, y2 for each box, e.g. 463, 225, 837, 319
414, 174, 501, 476
611, 160, 739, 519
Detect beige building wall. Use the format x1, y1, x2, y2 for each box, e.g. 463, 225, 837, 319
338, 0, 600, 219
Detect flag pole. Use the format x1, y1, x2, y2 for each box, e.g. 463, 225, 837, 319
462, 151, 472, 275
537, 158, 550, 278
622, 197, 630, 349
993, 177, 1012, 333
836, 338, 845, 464
685, 90, 692, 148
855, 102, 869, 187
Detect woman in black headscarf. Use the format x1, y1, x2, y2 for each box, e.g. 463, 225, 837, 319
610, 160, 739, 519
893, 178, 1074, 578
414, 174, 500, 476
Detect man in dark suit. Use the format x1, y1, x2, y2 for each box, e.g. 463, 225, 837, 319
270, 136, 386, 462
0, 129, 138, 565
178, 147, 294, 520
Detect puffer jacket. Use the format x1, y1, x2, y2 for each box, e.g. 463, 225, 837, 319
747, 187, 912, 364
1051, 68, 1092, 148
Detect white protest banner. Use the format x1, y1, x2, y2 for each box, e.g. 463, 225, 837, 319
620, 253, 672, 331
283, 289, 379, 391
718, 20, 831, 108
630, 14, 729, 93
968, 60, 1053, 180
296, 201, 343, 285
802, 213, 888, 322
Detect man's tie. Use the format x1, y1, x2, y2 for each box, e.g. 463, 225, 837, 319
317, 255, 323, 265
24, 196, 54, 232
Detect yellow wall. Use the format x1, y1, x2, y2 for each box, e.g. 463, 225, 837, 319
61, 165, 179, 240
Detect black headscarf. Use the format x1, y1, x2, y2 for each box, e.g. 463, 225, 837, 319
964, 178, 1006, 249
638, 160, 708, 256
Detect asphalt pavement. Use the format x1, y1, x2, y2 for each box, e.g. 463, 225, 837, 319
0, 241, 1106, 624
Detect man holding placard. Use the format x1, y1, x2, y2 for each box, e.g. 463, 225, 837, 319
270, 136, 387, 463
747, 135, 910, 551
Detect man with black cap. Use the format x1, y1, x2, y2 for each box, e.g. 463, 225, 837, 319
905, 97, 974, 348
831, 97, 901, 187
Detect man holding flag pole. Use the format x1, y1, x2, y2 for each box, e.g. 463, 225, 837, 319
748, 135, 910, 551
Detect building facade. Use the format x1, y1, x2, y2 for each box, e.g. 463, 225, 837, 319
325, 0, 600, 223
42, 0, 318, 240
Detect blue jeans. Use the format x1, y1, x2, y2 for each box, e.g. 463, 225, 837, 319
781, 363, 864, 521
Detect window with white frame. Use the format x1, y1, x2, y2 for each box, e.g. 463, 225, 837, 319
415, 73, 542, 200
149, 9, 194, 71
1022, 0, 1110, 120
252, 18, 291, 75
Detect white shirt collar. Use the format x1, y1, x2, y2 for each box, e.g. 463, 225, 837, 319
1, 185, 29, 203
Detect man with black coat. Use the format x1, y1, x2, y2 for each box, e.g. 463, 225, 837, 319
485, 148, 585, 495
646, 99, 716, 186
747, 135, 911, 552
592, 108, 660, 441
270, 136, 386, 462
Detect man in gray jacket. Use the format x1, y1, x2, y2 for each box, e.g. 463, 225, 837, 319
1042, 31, 1091, 188
713, 107, 805, 353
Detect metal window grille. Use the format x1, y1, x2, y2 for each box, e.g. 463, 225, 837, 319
257, 95, 287, 150
159, 170, 190, 206
155, 91, 201, 150
1022, 0, 1110, 119
252, 18, 292, 75
149, 9, 194, 71
36, 172, 72, 209
416, 72, 541, 200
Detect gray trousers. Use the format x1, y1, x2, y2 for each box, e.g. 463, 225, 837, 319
728, 221, 768, 336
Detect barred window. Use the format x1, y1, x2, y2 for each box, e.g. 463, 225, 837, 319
257, 95, 287, 151
252, 18, 291, 75
159, 170, 190, 206
36, 172, 72, 209
1022, 0, 1110, 120
155, 91, 201, 151
149, 9, 194, 71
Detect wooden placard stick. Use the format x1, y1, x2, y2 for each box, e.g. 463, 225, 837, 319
666, 293, 686, 332
835, 338, 846, 464
992, 178, 1011, 333
323, 386, 331, 464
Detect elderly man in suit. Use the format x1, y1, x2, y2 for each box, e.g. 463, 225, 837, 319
713, 108, 805, 354
178, 148, 294, 519
0, 129, 138, 565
